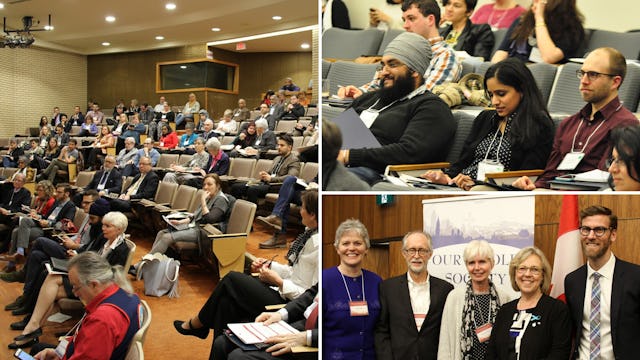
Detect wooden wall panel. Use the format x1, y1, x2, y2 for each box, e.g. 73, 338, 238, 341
323, 194, 640, 280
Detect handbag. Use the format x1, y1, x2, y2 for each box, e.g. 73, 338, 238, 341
136, 253, 180, 298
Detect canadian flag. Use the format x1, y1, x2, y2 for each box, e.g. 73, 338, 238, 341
549, 195, 585, 302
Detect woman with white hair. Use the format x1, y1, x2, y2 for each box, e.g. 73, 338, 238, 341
163, 137, 211, 184
438, 240, 512, 360
8, 211, 130, 349
323, 219, 382, 360
214, 109, 238, 135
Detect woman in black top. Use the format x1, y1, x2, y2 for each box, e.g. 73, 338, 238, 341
423, 58, 554, 190
440, 0, 495, 60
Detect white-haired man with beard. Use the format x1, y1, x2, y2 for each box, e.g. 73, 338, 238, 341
336, 31, 456, 185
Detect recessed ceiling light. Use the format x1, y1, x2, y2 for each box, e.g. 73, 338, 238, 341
180, 65, 187, 69
272, 16, 282, 21
102, 42, 111, 46
165, 3, 176, 10
211, 27, 221, 32
155, 36, 165, 40
0, 3, 5, 9
105, 16, 116, 22
44, 25, 54, 31
300, 43, 310, 49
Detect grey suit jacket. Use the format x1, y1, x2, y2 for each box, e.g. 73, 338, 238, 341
565, 257, 640, 360
375, 274, 453, 360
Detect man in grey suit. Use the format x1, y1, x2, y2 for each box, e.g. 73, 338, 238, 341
375, 231, 453, 360
565, 205, 640, 360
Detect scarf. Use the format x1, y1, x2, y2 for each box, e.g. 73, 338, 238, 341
286, 228, 317, 266
460, 280, 501, 359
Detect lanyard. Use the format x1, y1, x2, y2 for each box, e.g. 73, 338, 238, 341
483, 122, 507, 163
570, 103, 622, 152
340, 271, 365, 303
472, 293, 492, 328
365, 84, 428, 114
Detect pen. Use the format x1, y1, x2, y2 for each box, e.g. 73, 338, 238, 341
263, 254, 278, 268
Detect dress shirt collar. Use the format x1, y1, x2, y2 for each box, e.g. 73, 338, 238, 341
587, 251, 616, 280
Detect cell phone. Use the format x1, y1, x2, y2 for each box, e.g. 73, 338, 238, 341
14, 349, 36, 360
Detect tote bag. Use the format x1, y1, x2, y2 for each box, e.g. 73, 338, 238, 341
137, 253, 180, 298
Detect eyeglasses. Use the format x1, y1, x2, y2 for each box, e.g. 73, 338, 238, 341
376, 60, 406, 72
516, 266, 542, 275
71, 282, 86, 293
576, 70, 618, 81
579, 226, 613, 237
402, 248, 431, 256
605, 157, 625, 168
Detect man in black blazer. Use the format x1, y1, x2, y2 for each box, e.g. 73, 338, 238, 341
0, 173, 32, 219
565, 205, 640, 360
73, 155, 123, 206
109, 156, 159, 212
375, 231, 453, 360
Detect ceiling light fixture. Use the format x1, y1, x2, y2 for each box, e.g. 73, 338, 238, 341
180, 65, 187, 69
0, 3, 4, 9
165, 3, 176, 10
211, 27, 221, 32
155, 36, 164, 40
105, 15, 116, 22
300, 43, 310, 49
272, 16, 282, 21
102, 42, 110, 46
1, 15, 53, 49
207, 25, 314, 46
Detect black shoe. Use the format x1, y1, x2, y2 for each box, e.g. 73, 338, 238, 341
128, 265, 137, 277
173, 320, 209, 339
11, 306, 30, 316
8, 337, 38, 349
5, 295, 25, 311
10, 315, 30, 330
14, 327, 42, 342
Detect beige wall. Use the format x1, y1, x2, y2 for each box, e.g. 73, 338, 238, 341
0, 47, 87, 136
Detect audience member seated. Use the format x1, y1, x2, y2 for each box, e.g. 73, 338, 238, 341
38, 116, 49, 130
120, 114, 146, 147
5, 157, 35, 183
31, 137, 59, 171
322, 0, 351, 31
293, 117, 317, 137
70, 105, 85, 126
111, 113, 129, 138
163, 138, 211, 184
158, 124, 179, 151
85, 125, 115, 171
2, 139, 24, 168
280, 95, 305, 120
59, 114, 72, 134
470, 0, 525, 30
138, 102, 155, 125
52, 124, 70, 147
260, 90, 275, 107
2, 183, 75, 276
153, 96, 166, 113
201, 119, 218, 141
297, 90, 310, 107
215, 110, 239, 136
423, 58, 554, 190
185, 138, 230, 190
38, 126, 52, 149
438, 240, 513, 359
253, 104, 276, 131
605, 126, 640, 191
487, 246, 571, 359
0, 173, 32, 233
74, 155, 122, 205
322, 120, 370, 191
24, 139, 44, 163
176, 93, 201, 128
440, 0, 494, 60
151, 102, 175, 141
232, 122, 258, 150
229, 119, 276, 159
116, 137, 139, 177
512, 47, 639, 190
369, 0, 403, 30
173, 189, 318, 343
230, 134, 300, 204
339, 0, 462, 98
323, 219, 381, 359
11, 215, 133, 352
491, 0, 584, 64
109, 157, 159, 213
231, 99, 251, 122
78, 115, 98, 137
268, 94, 285, 123
337, 32, 456, 186
194, 109, 209, 133
280, 77, 301, 93
127, 98, 140, 116
111, 105, 126, 127
132, 174, 232, 275
37, 139, 79, 183
134, 138, 161, 174
177, 122, 199, 154
50, 107, 62, 127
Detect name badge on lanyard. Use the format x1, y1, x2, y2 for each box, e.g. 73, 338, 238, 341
557, 152, 585, 170
360, 110, 379, 128
350, 300, 369, 316
475, 323, 493, 343
55, 337, 70, 358
477, 160, 504, 181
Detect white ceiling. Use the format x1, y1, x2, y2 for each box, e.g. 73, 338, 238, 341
0, 0, 318, 55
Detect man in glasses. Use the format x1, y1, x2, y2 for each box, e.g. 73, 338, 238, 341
336, 31, 456, 185
376, 231, 453, 360
513, 47, 638, 190
564, 205, 640, 360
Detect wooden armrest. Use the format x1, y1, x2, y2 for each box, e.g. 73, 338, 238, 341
291, 346, 318, 353
207, 232, 247, 239
265, 304, 286, 310
484, 169, 544, 179
384, 162, 450, 176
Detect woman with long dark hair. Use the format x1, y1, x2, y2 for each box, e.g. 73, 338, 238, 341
423, 58, 554, 190
491, 0, 584, 64
607, 126, 640, 191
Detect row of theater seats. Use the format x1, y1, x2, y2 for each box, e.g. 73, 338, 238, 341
322, 27, 640, 61
322, 60, 640, 115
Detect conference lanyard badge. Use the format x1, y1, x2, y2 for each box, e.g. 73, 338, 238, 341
349, 300, 369, 317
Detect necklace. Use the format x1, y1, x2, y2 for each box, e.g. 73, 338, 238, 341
487, 6, 509, 30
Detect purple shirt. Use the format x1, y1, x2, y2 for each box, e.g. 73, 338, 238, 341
535, 96, 639, 188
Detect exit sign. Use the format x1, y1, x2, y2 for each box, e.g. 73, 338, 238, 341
376, 195, 394, 205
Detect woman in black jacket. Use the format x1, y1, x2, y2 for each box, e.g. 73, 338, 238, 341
440, 0, 494, 60
423, 58, 554, 190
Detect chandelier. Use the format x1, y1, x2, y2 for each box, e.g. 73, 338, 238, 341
0, 15, 53, 48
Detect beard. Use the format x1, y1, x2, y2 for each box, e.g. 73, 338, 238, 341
377, 71, 417, 105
